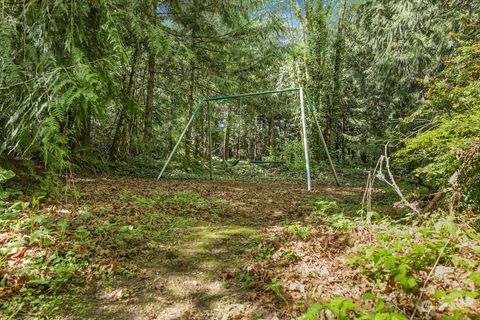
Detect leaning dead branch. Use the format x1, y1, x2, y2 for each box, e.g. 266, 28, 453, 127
362, 145, 421, 218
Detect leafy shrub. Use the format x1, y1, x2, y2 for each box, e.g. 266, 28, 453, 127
397, 30, 480, 210
349, 218, 466, 290
282, 141, 306, 171
239, 272, 256, 289
287, 223, 312, 240
267, 277, 288, 304
314, 200, 337, 213
0, 168, 15, 206
311, 200, 358, 230
256, 245, 275, 261
330, 213, 357, 231
301, 297, 407, 320
302, 298, 355, 320
311, 200, 338, 218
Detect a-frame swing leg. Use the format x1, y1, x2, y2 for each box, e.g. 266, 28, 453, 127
299, 88, 312, 191
304, 92, 340, 187
208, 103, 213, 179
157, 99, 206, 179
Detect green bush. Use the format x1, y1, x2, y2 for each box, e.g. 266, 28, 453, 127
349, 218, 471, 291
282, 141, 306, 171
397, 31, 480, 211
301, 297, 407, 320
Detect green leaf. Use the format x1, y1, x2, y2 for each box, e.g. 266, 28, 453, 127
0, 169, 15, 183
468, 272, 480, 285
394, 274, 417, 289
301, 303, 323, 320
433, 290, 446, 299
375, 300, 385, 311
361, 292, 376, 300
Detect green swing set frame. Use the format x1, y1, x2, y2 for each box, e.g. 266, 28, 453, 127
157, 87, 340, 190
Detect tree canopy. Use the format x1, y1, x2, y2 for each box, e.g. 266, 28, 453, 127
0, 2, 479, 317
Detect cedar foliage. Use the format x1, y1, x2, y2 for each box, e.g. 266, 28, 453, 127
397, 23, 480, 210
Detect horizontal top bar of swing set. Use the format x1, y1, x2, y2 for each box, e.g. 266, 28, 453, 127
205, 87, 301, 102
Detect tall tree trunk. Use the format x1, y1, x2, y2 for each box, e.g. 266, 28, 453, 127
236, 133, 240, 159
332, 0, 347, 159
169, 102, 174, 151
194, 108, 203, 158
294, 0, 310, 84
111, 43, 140, 160
78, 106, 92, 149
223, 107, 231, 162
185, 0, 199, 161
185, 62, 195, 160
143, 49, 156, 153
269, 106, 276, 156
203, 109, 208, 159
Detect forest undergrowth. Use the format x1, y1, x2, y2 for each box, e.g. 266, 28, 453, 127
248, 205, 480, 319
1, 168, 478, 319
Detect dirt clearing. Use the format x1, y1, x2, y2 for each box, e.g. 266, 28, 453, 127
69, 177, 363, 319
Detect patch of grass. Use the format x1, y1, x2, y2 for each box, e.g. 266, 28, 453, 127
150, 214, 197, 242
132, 195, 156, 207
169, 191, 207, 207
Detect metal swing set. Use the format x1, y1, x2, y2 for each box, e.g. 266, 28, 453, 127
157, 87, 340, 190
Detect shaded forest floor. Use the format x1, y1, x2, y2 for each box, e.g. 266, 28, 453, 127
2, 176, 478, 319
73, 177, 365, 319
